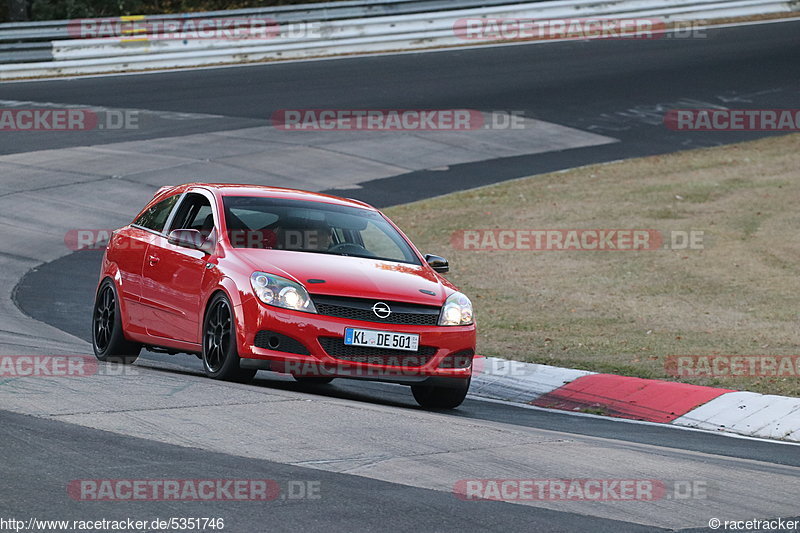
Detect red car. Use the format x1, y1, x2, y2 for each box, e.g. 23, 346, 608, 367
92, 184, 476, 408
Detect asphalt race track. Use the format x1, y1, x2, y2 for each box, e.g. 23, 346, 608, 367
2, 19, 800, 532
1, 21, 799, 205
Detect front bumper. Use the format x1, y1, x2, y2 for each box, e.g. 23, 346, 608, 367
236, 295, 476, 382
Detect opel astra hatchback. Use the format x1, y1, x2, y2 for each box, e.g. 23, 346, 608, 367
93, 183, 476, 408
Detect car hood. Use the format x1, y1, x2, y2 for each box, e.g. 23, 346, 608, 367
234, 249, 451, 306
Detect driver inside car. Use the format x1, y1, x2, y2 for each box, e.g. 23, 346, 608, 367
276, 221, 332, 252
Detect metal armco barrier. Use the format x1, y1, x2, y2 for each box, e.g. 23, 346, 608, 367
0, 0, 796, 79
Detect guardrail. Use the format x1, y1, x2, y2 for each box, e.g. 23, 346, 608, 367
0, 0, 542, 43
0, 0, 796, 79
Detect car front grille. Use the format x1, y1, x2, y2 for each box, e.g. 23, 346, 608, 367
318, 337, 437, 367
311, 294, 440, 326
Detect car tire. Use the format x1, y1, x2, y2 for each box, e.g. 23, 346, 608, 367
92, 279, 142, 364
202, 292, 257, 383
411, 378, 470, 409
292, 375, 335, 385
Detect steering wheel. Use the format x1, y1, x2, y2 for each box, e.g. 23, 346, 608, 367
327, 243, 375, 256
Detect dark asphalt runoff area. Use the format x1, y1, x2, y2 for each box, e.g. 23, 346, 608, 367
0, 21, 798, 206
4, 18, 800, 532
3, 410, 663, 533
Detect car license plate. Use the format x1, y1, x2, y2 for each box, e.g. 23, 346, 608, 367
344, 328, 419, 352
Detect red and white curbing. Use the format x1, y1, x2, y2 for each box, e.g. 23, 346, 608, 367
471, 356, 800, 443
673, 391, 800, 441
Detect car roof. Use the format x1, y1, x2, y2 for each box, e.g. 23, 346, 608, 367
156, 183, 376, 210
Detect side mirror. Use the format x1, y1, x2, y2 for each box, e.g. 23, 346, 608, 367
424, 254, 449, 273
168, 229, 214, 254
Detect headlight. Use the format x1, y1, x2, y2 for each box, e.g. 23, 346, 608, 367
438, 292, 474, 326
250, 272, 316, 313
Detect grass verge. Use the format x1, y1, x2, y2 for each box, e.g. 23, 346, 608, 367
385, 133, 800, 397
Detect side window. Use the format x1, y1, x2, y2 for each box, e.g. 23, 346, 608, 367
170, 193, 214, 235
133, 194, 180, 232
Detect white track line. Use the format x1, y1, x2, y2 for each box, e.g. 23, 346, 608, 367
468, 394, 800, 447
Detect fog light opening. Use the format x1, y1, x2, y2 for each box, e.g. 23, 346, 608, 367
268, 336, 281, 350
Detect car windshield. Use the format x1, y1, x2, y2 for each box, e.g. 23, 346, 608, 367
222, 196, 421, 265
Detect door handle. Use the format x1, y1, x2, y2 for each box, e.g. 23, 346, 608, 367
148, 255, 160, 266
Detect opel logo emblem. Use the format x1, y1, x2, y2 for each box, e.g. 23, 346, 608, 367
372, 302, 392, 319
